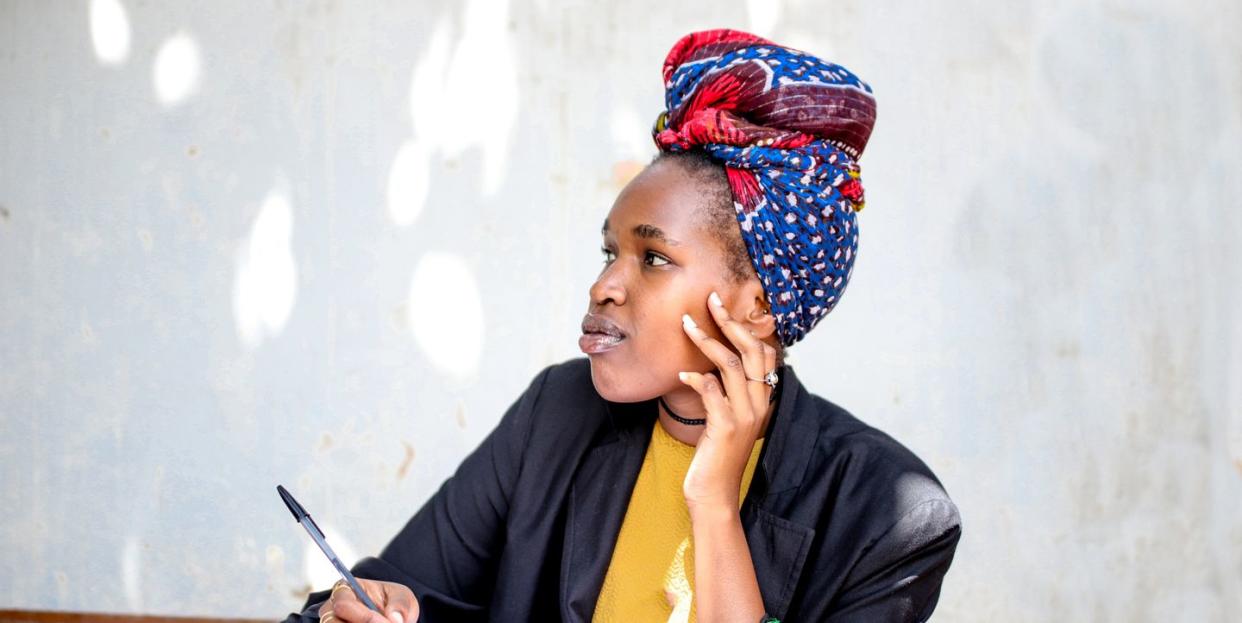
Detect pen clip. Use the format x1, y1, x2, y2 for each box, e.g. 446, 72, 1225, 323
277, 484, 325, 538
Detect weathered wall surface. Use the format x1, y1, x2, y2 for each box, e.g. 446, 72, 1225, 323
2, 1, 1239, 619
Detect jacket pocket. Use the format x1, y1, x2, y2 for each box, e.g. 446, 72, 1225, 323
742, 502, 816, 620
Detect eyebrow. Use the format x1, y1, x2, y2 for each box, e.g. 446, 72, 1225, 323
600, 219, 682, 246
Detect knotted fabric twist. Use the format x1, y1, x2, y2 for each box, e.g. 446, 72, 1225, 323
652, 29, 877, 347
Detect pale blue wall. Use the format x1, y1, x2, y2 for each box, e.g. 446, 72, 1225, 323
2, 0, 1240, 620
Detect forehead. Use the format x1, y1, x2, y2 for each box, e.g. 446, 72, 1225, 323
601, 162, 710, 243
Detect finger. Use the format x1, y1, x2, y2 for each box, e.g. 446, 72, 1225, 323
318, 601, 336, 623
734, 339, 777, 416
382, 584, 419, 623
706, 291, 774, 412
681, 312, 752, 422
331, 580, 356, 603
334, 598, 392, 623
755, 341, 778, 415
326, 582, 369, 623
677, 371, 732, 432
320, 583, 348, 621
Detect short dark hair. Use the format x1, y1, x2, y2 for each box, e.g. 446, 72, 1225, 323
651, 150, 752, 284
651, 150, 789, 364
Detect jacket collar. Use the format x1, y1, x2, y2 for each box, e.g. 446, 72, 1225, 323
559, 364, 819, 622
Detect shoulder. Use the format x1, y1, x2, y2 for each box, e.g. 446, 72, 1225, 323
797, 389, 961, 542
775, 389, 962, 621
506, 356, 596, 407
533, 356, 594, 391
509, 356, 614, 443
515, 357, 603, 420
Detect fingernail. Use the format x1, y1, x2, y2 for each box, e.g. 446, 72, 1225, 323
678, 371, 689, 382
709, 291, 722, 307
389, 612, 404, 623
682, 314, 697, 330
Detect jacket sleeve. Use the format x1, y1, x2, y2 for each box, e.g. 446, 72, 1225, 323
824, 497, 962, 623
282, 365, 553, 622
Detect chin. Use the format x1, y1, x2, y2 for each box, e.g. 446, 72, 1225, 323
587, 356, 668, 403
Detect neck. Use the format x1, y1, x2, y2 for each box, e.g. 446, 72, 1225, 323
657, 386, 776, 446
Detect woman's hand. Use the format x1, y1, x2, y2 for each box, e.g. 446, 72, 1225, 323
318, 578, 419, 623
678, 290, 778, 512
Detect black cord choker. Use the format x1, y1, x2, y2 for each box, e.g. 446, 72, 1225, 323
659, 395, 706, 426
659, 370, 781, 427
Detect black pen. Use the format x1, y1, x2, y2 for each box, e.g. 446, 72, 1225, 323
277, 484, 381, 613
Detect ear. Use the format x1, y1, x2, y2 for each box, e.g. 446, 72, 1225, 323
736, 277, 777, 340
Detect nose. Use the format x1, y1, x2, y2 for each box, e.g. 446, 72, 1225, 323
589, 261, 627, 307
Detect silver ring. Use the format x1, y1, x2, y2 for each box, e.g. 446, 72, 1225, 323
746, 370, 779, 389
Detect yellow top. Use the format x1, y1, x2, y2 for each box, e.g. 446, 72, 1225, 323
592, 419, 766, 622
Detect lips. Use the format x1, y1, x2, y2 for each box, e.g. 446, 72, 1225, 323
580, 313, 627, 354
581, 313, 626, 338
579, 333, 624, 354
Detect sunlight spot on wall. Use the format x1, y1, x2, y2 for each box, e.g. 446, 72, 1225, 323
89, 0, 131, 66
387, 139, 431, 227
406, 252, 484, 379
609, 107, 650, 189
780, 30, 831, 60
121, 535, 143, 611
233, 185, 298, 349
745, 0, 782, 37
408, 17, 453, 145
400, 0, 519, 211
153, 32, 202, 106
302, 524, 359, 590
610, 106, 651, 162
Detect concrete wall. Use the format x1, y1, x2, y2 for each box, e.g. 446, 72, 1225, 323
2, 0, 1239, 619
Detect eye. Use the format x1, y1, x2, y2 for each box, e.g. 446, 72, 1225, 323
600, 247, 671, 268
645, 251, 670, 267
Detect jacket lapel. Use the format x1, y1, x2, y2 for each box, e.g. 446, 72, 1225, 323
559, 399, 656, 623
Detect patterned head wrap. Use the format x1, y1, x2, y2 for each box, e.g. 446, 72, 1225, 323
652, 29, 876, 347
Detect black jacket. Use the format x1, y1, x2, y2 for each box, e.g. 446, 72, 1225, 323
285, 358, 961, 622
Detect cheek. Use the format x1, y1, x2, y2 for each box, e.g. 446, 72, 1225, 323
585, 290, 717, 400
636, 312, 713, 372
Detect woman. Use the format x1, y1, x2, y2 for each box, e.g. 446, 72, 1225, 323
288, 29, 960, 623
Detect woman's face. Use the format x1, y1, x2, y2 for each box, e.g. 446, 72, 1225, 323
581, 160, 764, 403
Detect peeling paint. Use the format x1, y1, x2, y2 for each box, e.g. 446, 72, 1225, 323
396, 441, 415, 479
610, 159, 643, 191
137, 228, 153, 252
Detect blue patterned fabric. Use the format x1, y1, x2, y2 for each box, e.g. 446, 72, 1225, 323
704, 142, 862, 346
653, 29, 876, 346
